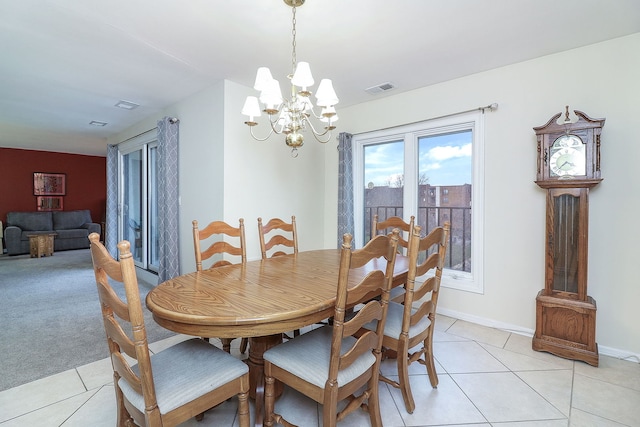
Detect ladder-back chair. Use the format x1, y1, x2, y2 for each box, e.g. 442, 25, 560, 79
258, 215, 301, 338
193, 218, 246, 270
258, 216, 298, 259
88, 233, 250, 427
361, 222, 450, 413
372, 214, 415, 303
193, 218, 248, 353
263, 230, 400, 427
371, 214, 414, 254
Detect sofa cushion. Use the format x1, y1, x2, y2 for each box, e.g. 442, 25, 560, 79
7, 212, 53, 231
53, 210, 92, 230
19, 230, 55, 241
55, 229, 90, 239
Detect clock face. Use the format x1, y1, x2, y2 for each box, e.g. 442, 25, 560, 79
549, 135, 585, 177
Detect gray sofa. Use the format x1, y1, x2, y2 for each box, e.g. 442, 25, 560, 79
5, 210, 101, 255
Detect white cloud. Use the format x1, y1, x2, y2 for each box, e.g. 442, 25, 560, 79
423, 162, 442, 171
427, 143, 472, 161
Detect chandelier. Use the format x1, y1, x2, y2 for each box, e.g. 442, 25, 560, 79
241, 0, 339, 156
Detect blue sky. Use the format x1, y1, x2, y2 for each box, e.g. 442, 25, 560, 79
364, 130, 472, 187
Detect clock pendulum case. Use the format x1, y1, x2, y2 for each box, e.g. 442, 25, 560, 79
531, 107, 604, 367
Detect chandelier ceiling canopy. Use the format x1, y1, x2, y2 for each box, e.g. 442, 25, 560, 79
241, 0, 339, 156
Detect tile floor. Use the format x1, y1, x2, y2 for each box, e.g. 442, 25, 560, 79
1, 316, 639, 426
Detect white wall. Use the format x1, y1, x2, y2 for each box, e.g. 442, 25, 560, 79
111, 80, 330, 273
110, 82, 226, 274
173, 82, 226, 272
112, 33, 639, 360
221, 80, 328, 261
324, 33, 640, 360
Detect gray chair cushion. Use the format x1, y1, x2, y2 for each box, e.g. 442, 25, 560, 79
263, 326, 376, 388
117, 338, 248, 415
389, 286, 405, 301
364, 301, 431, 340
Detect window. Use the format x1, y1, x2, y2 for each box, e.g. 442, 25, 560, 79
354, 111, 484, 293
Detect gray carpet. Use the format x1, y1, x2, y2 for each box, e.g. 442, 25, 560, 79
0, 248, 175, 391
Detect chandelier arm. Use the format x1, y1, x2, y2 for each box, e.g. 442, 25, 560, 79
248, 125, 276, 142
267, 113, 286, 135
309, 131, 332, 144
302, 117, 333, 143
299, 99, 337, 122
304, 105, 324, 120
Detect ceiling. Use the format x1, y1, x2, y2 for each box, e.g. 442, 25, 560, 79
2, 0, 639, 157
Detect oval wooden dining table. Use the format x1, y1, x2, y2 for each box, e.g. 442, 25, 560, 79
146, 249, 408, 427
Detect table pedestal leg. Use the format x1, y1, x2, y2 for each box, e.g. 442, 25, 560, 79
247, 334, 283, 427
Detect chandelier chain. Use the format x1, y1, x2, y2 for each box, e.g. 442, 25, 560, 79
291, 5, 297, 76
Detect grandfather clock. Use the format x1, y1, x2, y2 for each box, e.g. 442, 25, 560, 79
531, 107, 604, 367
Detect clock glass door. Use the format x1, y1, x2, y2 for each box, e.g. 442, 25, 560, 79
551, 192, 580, 294
549, 135, 585, 177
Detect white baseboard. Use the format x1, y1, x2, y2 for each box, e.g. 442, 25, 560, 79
136, 267, 159, 285
437, 307, 640, 364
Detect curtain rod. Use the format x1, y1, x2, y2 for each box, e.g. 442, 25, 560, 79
118, 128, 156, 144
348, 103, 498, 138
113, 117, 179, 145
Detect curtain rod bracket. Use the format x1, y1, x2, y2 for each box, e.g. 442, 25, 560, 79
481, 103, 498, 112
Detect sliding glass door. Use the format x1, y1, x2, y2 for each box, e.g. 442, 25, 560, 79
122, 149, 144, 264
148, 146, 159, 269
118, 134, 159, 272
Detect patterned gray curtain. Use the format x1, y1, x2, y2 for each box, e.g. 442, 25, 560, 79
105, 144, 119, 257
157, 117, 180, 282
337, 132, 354, 247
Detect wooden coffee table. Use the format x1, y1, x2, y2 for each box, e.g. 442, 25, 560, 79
27, 233, 57, 258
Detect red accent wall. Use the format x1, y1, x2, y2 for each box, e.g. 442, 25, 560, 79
0, 147, 106, 225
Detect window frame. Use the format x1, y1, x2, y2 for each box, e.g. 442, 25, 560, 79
353, 111, 485, 293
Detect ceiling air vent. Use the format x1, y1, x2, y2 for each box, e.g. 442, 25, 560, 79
365, 82, 396, 95
115, 100, 140, 110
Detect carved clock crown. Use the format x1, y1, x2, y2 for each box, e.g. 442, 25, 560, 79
533, 106, 605, 188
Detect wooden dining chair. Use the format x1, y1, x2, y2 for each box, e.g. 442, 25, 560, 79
258, 216, 298, 259
193, 218, 246, 269
372, 214, 415, 303
360, 222, 450, 414
193, 218, 249, 353
88, 233, 250, 427
258, 215, 302, 338
371, 214, 414, 253
263, 230, 400, 427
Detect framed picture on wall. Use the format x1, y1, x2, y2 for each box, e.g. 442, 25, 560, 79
37, 196, 64, 211
34, 172, 66, 196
